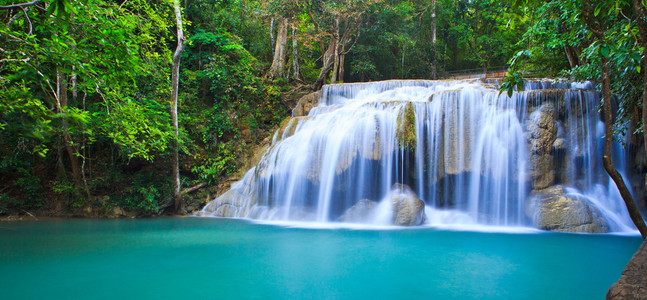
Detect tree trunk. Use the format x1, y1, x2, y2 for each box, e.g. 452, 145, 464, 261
338, 52, 345, 83
430, 0, 436, 45
314, 36, 337, 90
56, 69, 91, 201
305, 7, 325, 55
331, 48, 339, 83
430, 1, 438, 81
330, 17, 341, 84
292, 25, 300, 80
632, 0, 647, 160
600, 57, 647, 240
269, 18, 289, 79
270, 18, 275, 49
564, 45, 580, 68
171, 0, 185, 213
401, 44, 405, 78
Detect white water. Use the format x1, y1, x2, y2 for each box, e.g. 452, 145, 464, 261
199, 79, 637, 232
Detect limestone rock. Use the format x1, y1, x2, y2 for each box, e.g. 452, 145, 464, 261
442, 95, 472, 175
359, 121, 382, 160
197, 189, 248, 217
527, 104, 558, 189
606, 241, 647, 300
196, 170, 258, 218
553, 138, 566, 151
527, 186, 610, 233
292, 91, 322, 117
339, 199, 377, 223
106, 206, 129, 219
277, 116, 312, 141
72, 205, 94, 218
391, 183, 427, 226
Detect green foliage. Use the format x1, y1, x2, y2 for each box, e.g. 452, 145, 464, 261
192, 142, 241, 184
51, 179, 82, 207
0, 194, 17, 214
500, 50, 530, 97
116, 172, 170, 215
180, 27, 288, 184
91, 97, 174, 160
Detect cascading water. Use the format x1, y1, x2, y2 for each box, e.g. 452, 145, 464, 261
198, 79, 638, 232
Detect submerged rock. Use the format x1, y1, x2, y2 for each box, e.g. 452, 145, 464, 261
391, 183, 426, 226
339, 199, 377, 223
527, 186, 609, 233
606, 241, 647, 300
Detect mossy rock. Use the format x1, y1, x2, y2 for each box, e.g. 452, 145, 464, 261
396, 102, 417, 149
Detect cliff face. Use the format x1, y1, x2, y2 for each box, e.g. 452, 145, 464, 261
607, 241, 647, 300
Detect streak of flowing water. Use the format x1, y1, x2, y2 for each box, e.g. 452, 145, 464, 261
199, 79, 638, 232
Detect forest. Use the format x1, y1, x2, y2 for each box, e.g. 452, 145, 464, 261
1, 0, 646, 218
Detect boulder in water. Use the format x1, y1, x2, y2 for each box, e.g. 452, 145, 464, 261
391, 183, 426, 226
527, 186, 609, 233
606, 241, 647, 300
339, 199, 377, 223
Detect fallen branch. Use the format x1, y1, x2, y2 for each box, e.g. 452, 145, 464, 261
181, 183, 207, 195
19, 209, 38, 220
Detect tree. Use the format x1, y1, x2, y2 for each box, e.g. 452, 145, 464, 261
311, 0, 377, 89
1, 0, 176, 213
268, 17, 289, 79
171, 0, 185, 213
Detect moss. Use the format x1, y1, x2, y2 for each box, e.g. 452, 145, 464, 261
278, 117, 293, 136
396, 102, 417, 149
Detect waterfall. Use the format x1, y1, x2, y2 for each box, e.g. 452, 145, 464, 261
198, 79, 637, 232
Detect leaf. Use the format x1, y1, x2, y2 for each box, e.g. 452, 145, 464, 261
594, 4, 601, 16
600, 45, 610, 58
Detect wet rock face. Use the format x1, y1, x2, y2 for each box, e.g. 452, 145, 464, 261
391, 183, 426, 226
527, 186, 610, 233
338, 199, 377, 223
292, 91, 322, 117
195, 171, 257, 218
196, 189, 248, 218
606, 241, 647, 300
527, 104, 558, 190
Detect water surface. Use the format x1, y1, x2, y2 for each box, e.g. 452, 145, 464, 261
0, 218, 641, 299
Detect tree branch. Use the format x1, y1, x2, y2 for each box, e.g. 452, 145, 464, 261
180, 183, 206, 195
0, 0, 40, 10
20, 6, 32, 35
